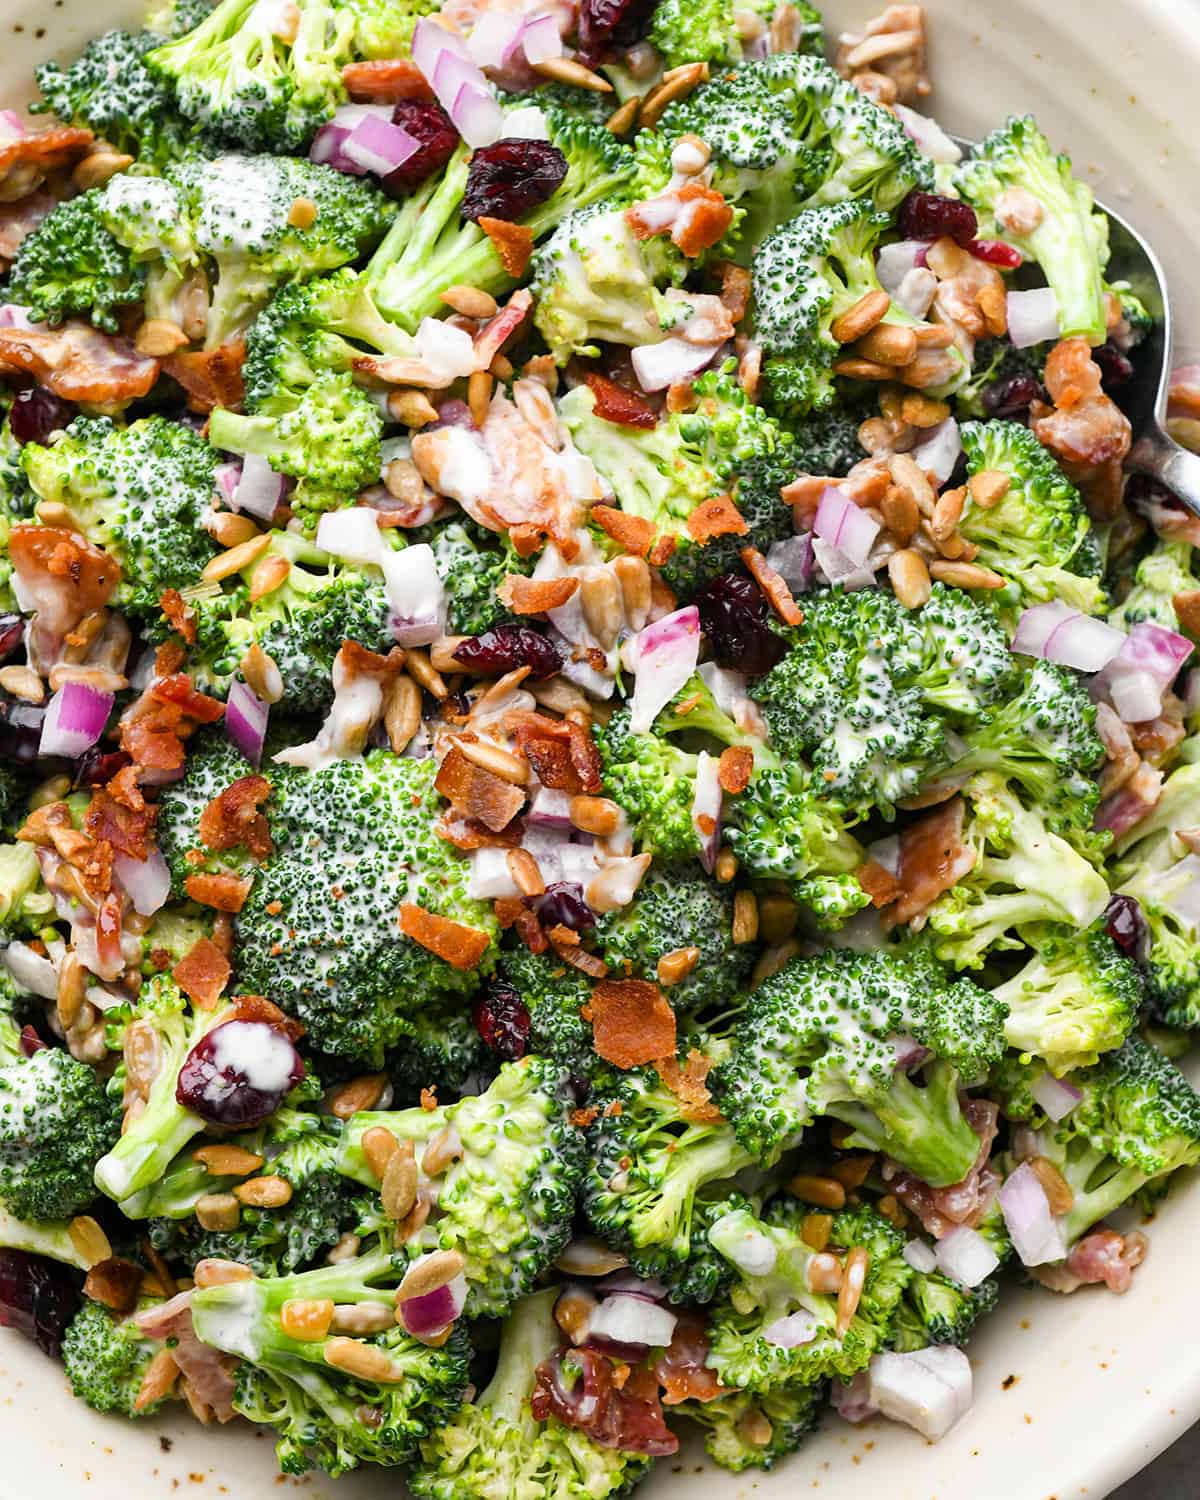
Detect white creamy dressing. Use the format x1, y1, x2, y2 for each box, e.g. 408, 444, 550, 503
207, 1020, 297, 1096
195, 157, 282, 256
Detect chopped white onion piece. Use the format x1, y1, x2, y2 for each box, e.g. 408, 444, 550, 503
893, 104, 962, 164
867, 1347, 973, 1442
933, 1224, 999, 1288
763, 1309, 818, 1348
588, 1294, 677, 1349
691, 749, 722, 873
902, 1238, 938, 1273
468, 846, 522, 900
2, 940, 59, 1000
113, 847, 171, 917
630, 336, 722, 392
909, 418, 961, 486
1030, 1070, 1082, 1122
1007, 287, 1061, 349
383, 542, 446, 646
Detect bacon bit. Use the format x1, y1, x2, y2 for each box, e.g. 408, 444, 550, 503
883, 796, 976, 927
473, 290, 532, 372
507, 524, 545, 559
173, 938, 232, 1010
0, 126, 93, 196
740, 544, 804, 625
532, 1347, 678, 1456
133, 1291, 237, 1424
516, 906, 550, 954
588, 977, 676, 1070
185, 872, 253, 913
583, 372, 658, 429
713, 260, 752, 324
478, 215, 534, 276
228, 994, 304, 1041
435, 746, 526, 833
151, 674, 226, 724
672, 182, 735, 258
655, 1309, 725, 1405
121, 710, 186, 773
163, 340, 246, 414
499, 573, 580, 615
439, 812, 523, 850
493, 897, 525, 928
656, 1049, 722, 1123
1031, 338, 1132, 521
1096, 759, 1163, 839
1129, 711, 1186, 763
8, 525, 120, 640
0, 322, 158, 406
155, 640, 187, 678
686, 493, 748, 544
85, 787, 157, 861
1053, 1227, 1147, 1295
647, 533, 677, 568
159, 588, 197, 645
197, 776, 273, 861
856, 858, 904, 908
399, 902, 492, 971
341, 57, 434, 100
550, 936, 607, 977
104, 760, 144, 810
80, 837, 114, 897
717, 745, 753, 795
96, 889, 124, 975
420, 1087, 438, 1111
592, 504, 658, 558
570, 1106, 599, 1128
508, 712, 603, 794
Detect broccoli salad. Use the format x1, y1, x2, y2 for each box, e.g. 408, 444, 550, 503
0, 0, 1196, 1485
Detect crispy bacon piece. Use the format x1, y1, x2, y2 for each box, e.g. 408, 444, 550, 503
626, 184, 734, 259
173, 937, 232, 1010
1129, 709, 1186, 763
198, 775, 273, 860
95, 889, 124, 976
8, 524, 120, 644
586, 977, 676, 1070
0, 190, 55, 260
435, 746, 527, 832
856, 858, 904, 908
740, 543, 804, 625
498, 573, 580, 614
655, 1310, 725, 1405
478, 214, 534, 277
882, 796, 976, 928
532, 1347, 678, 1456
85, 786, 157, 861
163, 340, 246, 414
686, 493, 747, 544
1043, 1228, 1148, 1295
151, 674, 226, 723
121, 704, 188, 773
473, 289, 532, 371
158, 588, 197, 645
185, 872, 253, 913
230, 993, 304, 1041
516, 906, 550, 954
713, 260, 752, 324
584, 371, 658, 429
656, 1049, 722, 1123
399, 901, 492, 970
1095, 759, 1163, 838
0, 126, 93, 201
1031, 337, 1132, 520
888, 1098, 1000, 1238
341, 58, 434, 101
592, 504, 657, 558
0, 322, 158, 405
438, 812, 523, 850
716, 745, 753, 796
508, 711, 603, 793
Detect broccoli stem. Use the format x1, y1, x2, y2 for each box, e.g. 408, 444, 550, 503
476, 1287, 559, 1427
827, 1063, 983, 1189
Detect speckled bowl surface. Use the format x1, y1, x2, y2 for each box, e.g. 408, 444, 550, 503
1, 1, 1199, 1496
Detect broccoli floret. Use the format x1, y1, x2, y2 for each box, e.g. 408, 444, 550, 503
889, 1265, 999, 1352
712, 945, 1007, 1184
336, 1058, 585, 1318
956, 115, 1108, 346
62, 1299, 170, 1418
191, 1239, 472, 1475
676, 1378, 824, 1471
0, 766, 30, 835
924, 774, 1111, 970
93, 979, 235, 1205
1111, 761, 1200, 1028
959, 419, 1105, 615
387, 1005, 491, 1105
21, 416, 219, 620
594, 863, 753, 1012
648, 0, 822, 67
154, 728, 257, 892
408, 1287, 652, 1500
0, 1045, 119, 1221
584, 1056, 757, 1302
705, 1201, 911, 1389
33, 28, 194, 165
420, 517, 530, 638
725, 763, 866, 908
496, 947, 597, 1071
786, 398, 872, 477
992, 922, 1140, 1074
1110, 539, 1200, 638
8, 189, 144, 332
594, 706, 712, 865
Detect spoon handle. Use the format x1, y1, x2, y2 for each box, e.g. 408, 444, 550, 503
1130, 424, 1200, 518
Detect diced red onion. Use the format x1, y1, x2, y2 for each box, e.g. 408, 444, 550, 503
815, 487, 880, 566
399, 1273, 466, 1338
232, 452, 286, 522
909, 418, 961, 486
868, 1347, 973, 1442
902, 1238, 938, 1273
628, 605, 701, 733
833, 1370, 877, 1424
999, 1162, 1068, 1267
113, 846, 171, 917
467, 846, 521, 900
1158, 852, 1200, 930
893, 104, 962, 164
341, 114, 421, 177
890, 1033, 932, 1071
763, 1309, 818, 1348
932, 1224, 999, 1288
630, 336, 722, 392
412, 17, 502, 147
0, 110, 25, 145
1030, 1070, 1081, 1121
382, 542, 445, 646
691, 749, 722, 873
309, 104, 393, 172
766, 532, 814, 593
594, 1270, 669, 1300
465, 10, 525, 68
589, 1293, 678, 1349
0, 303, 37, 330
38, 681, 114, 758
1007, 287, 1060, 349
225, 679, 268, 767
214, 461, 241, 507
526, 786, 575, 830
1011, 601, 1125, 673
812, 537, 876, 591
1107, 668, 1164, 724
1103, 622, 1193, 723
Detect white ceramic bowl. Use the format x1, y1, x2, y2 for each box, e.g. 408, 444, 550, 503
2, 2, 1199, 1495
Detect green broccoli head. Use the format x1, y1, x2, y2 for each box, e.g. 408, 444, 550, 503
595, 863, 753, 1012
649, 0, 823, 67
8, 189, 145, 332
0, 840, 56, 935
21, 415, 220, 620
992, 921, 1141, 1075
959, 419, 1105, 615
409, 1287, 652, 1500
711, 945, 1007, 1184
1110, 539, 1200, 639
784, 398, 873, 478
677, 1377, 824, 1472
155, 728, 257, 891
889, 1265, 1000, 1352
62, 1299, 171, 1418
192, 1239, 472, 1475
419, 516, 531, 639
386, 1005, 491, 1105
497, 947, 596, 1072
0, 1046, 120, 1221
955, 115, 1109, 346
925, 774, 1112, 970
594, 705, 709, 865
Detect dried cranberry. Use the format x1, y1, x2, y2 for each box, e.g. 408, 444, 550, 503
462, 139, 568, 224
1094, 341, 1134, 392
472, 981, 531, 1060
0, 614, 22, 662
0, 1249, 80, 1357
694, 573, 787, 676
73, 747, 133, 789
981, 372, 1048, 422
175, 1020, 305, 1129
965, 238, 1023, 269
1105, 893, 1148, 962
454, 623, 563, 681
0, 697, 45, 764
18, 1026, 46, 1058
534, 881, 596, 931
897, 191, 978, 247
578, 0, 656, 61
8, 387, 75, 447
380, 99, 459, 198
